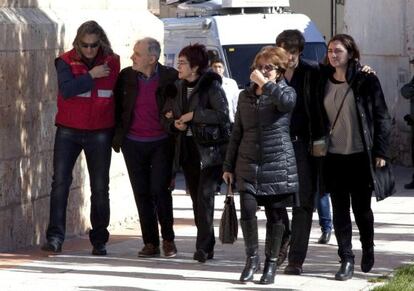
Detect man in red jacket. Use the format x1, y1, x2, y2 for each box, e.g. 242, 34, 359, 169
41, 21, 120, 256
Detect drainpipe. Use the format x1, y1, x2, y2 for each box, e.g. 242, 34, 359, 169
331, 0, 336, 38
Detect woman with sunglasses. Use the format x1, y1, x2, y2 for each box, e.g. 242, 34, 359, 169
41, 20, 120, 256
223, 46, 298, 284
315, 34, 392, 281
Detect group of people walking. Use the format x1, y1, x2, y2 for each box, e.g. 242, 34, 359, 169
41, 20, 394, 285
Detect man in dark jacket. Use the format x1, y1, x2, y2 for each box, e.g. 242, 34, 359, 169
401, 58, 414, 189
275, 29, 323, 275
113, 37, 178, 258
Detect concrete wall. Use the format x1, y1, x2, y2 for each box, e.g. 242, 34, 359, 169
343, 0, 414, 165
0, 0, 163, 251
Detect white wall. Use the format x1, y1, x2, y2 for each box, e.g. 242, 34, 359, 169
344, 0, 414, 164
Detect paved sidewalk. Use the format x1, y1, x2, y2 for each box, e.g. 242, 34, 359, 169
0, 166, 413, 291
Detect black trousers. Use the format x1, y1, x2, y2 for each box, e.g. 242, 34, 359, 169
181, 137, 222, 253
326, 152, 374, 262
288, 140, 316, 265
240, 192, 285, 224
122, 137, 175, 246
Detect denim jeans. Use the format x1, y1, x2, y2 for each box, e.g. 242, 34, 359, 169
46, 127, 112, 246
316, 193, 332, 233
121, 137, 175, 246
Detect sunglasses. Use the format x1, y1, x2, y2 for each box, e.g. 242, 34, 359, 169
80, 42, 100, 49
256, 64, 278, 72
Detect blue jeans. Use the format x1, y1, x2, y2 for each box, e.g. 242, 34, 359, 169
46, 127, 112, 246
317, 193, 332, 233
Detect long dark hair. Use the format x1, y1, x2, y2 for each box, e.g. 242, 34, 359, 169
326, 33, 360, 65
72, 20, 113, 57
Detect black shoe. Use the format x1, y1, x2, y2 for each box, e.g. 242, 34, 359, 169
259, 260, 277, 284
361, 247, 375, 273
41, 240, 62, 253
318, 231, 331, 244
404, 181, 414, 189
335, 260, 354, 281
92, 244, 107, 256
284, 263, 302, 275
193, 249, 214, 263
239, 255, 260, 282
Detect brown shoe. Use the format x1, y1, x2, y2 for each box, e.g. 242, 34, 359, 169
162, 240, 177, 258
138, 243, 160, 257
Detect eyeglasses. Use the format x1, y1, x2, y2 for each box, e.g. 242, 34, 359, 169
177, 61, 189, 66
256, 64, 278, 72
80, 42, 100, 49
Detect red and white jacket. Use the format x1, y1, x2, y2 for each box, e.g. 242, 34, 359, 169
55, 49, 120, 130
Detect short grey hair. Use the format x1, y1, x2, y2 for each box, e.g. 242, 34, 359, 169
137, 37, 161, 60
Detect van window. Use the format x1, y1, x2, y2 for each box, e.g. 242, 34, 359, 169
223, 42, 326, 89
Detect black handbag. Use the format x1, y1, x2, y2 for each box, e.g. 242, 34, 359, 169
219, 184, 238, 244
196, 143, 224, 170
373, 162, 396, 201
192, 123, 230, 146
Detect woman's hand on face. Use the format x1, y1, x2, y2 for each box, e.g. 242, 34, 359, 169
250, 69, 268, 88
179, 112, 194, 123
89, 63, 110, 79
375, 157, 386, 168
174, 120, 187, 131
222, 172, 234, 185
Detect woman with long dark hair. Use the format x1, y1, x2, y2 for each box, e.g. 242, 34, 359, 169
316, 34, 392, 280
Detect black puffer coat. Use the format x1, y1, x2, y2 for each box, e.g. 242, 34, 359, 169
223, 80, 298, 196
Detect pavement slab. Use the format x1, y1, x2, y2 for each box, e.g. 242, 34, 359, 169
0, 166, 413, 291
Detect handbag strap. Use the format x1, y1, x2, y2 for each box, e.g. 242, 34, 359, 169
226, 183, 234, 198
329, 76, 357, 136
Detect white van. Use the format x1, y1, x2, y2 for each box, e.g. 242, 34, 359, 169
162, 2, 326, 88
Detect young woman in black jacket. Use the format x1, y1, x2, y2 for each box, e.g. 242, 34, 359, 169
223, 46, 298, 285
315, 34, 392, 281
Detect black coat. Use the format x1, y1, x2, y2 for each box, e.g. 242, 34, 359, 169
318, 61, 393, 200
162, 71, 230, 171
223, 80, 299, 196
112, 63, 178, 152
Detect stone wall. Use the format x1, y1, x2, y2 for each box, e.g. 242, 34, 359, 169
0, 0, 163, 251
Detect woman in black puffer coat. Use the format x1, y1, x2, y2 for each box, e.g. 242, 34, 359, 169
223, 46, 298, 285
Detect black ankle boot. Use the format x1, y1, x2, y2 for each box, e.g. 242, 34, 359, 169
239, 219, 260, 282
259, 260, 277, 284
361, 247, 374, 273
258, 223, 285, 285
240, 255, 260, 282
335, 260, 354, 281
